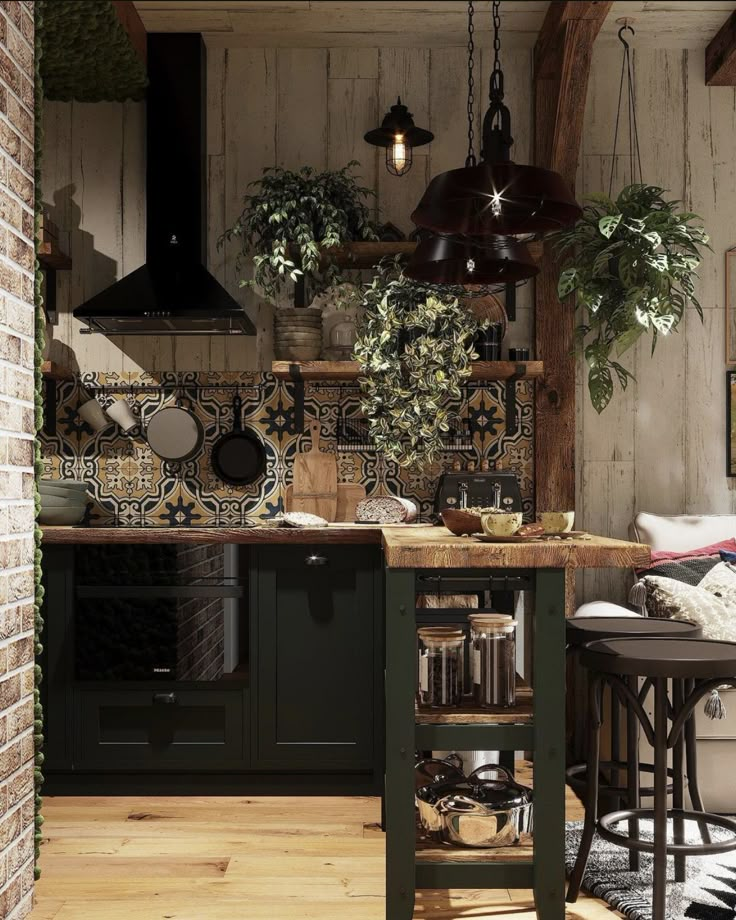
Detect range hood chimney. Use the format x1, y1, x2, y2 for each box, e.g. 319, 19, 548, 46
74, 34, 256, 337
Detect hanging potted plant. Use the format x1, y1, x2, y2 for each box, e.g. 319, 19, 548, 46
353, 259, 479, 468
220, 162, 378, 360
552, 183, 709, 413
551, 24, 709, 413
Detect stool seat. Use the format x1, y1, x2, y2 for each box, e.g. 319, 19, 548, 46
567, 616, 701, 646
581, 636, 736, 680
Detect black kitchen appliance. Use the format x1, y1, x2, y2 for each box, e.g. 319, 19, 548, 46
434, 470, 523, 515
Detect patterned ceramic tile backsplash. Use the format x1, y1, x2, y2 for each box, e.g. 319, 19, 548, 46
39, 371, 534, 525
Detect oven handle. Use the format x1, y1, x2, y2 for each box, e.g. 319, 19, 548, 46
152, 692, 177, 705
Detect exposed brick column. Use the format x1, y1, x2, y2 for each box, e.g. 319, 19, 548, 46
0, 2, 36, 917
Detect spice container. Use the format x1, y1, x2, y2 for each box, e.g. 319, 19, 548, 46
417, 627, 465, 708
469, 614, 517, 708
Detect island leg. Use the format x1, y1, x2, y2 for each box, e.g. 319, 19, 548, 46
385, 567, 417, 920
533, 568, 567, 920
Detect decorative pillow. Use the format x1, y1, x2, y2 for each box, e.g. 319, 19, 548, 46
720, 550, 736, 564
638, 539, 736, 572
640, 556, 720, 586
642, 575, 736, 641
699, 561, 736, 607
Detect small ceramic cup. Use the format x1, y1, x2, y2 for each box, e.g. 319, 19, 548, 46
480, 510, 523, 537
540, 511, 575, 534
107, 399, 138, 433
77, 398, 109, 432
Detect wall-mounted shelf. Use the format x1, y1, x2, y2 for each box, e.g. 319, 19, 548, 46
37, 217, 72, 326
41, 361, 74, 381
40, 362, 74, 437
286, 241, 416, 269
272, 361, 544, 382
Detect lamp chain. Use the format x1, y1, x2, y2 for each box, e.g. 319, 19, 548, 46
609, 22, 644, 197
490, 0, 503, 102
466, 0, 476, 167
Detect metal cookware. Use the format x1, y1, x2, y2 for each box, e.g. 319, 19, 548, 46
146, 391, 204, 463
415, 763, 533, 848
210, 392, 266, 487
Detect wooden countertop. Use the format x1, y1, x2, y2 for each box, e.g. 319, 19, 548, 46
380, 527, 650, 569
41, 524, 650, 570
40, 524, 385, 545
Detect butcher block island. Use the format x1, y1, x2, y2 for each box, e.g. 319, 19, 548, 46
41, 524, 648, 919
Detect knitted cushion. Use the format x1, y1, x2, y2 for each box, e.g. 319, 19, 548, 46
643, 575, 736, 641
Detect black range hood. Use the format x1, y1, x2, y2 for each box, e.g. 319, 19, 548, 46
75, 34, 255, 337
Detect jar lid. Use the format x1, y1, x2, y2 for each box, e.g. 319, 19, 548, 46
417, 626, 465, 646
469, 614, 518, 630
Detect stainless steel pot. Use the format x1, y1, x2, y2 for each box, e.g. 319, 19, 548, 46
415, 763, 533, 848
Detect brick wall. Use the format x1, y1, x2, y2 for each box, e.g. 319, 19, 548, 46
0, 2, 36, 918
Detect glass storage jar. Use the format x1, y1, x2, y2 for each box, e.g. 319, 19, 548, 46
417, 627, 465, 708
469, 614, 517, 708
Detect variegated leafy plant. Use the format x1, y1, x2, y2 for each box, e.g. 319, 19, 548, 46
220, 162, 378, 304
353, 259, 478, 468
551, 184, 709, 413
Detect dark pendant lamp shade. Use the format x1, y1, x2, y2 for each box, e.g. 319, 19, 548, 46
365, 97, 433, 176
404, 234, 538, 286
411, 160, 583, 237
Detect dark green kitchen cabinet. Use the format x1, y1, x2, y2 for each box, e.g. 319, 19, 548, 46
250, 545, 382, 772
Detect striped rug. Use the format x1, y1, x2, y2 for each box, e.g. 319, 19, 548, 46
566, 820, 736, 920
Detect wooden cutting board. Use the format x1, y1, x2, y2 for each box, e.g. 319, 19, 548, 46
291, 420, 338, 521
284, 482, 366, 523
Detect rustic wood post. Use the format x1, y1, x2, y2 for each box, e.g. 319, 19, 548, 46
534, 1, 612, 513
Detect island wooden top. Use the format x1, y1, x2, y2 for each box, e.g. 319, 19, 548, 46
380, 527, 650, 570
41, 523, 650, 570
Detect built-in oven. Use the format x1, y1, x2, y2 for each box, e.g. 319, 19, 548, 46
72, 542, 247, 684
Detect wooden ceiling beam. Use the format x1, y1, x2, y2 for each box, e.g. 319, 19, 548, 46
533, 1, 612, 514
706, 9, 736, 85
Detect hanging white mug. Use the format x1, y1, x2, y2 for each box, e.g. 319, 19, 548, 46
107, 399, 138, 433
77, 398, 109, 432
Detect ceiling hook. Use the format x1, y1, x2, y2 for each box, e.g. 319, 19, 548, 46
617, 19, 635, 49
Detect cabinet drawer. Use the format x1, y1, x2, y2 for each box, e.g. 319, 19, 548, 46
76, 689, 245, 770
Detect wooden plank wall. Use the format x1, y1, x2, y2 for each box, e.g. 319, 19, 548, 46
577, 46, 736, 603
40, 45, 534, 373
40, 43, 736, 605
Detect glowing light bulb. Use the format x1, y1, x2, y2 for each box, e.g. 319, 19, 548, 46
491, 193, 502, 217
466, 258, 476, 273
392, 134, 407, 172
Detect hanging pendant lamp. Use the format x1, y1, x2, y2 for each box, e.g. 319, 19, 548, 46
364, 97, 434, 177
411, 0, 582, 238
404, 233, 536, 286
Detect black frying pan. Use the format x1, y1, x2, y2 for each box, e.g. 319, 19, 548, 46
211, 393, 266, 486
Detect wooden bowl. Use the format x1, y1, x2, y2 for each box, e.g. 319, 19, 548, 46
440, 508, 483, 536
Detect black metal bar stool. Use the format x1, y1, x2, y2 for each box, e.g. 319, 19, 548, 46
566, 617, 703, 871
567, 636, 736, 920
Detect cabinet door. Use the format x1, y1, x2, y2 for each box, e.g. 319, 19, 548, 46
252, 546, 379, 770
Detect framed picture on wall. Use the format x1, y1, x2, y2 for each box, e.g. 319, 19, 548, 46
727, 249, 736, 364
728, 371, 736, 476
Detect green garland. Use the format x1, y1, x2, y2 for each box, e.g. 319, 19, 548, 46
33, 2, 45, 879
37, 0, 146, 102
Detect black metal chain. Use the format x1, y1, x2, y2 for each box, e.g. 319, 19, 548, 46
490, 0, 504, 103
466, 0, 476, 167
609, 23, 643, 196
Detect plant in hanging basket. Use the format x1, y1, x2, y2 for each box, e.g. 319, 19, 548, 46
353, 258, 479, 468
551, 183, 709, 413
219, 162, 378, 304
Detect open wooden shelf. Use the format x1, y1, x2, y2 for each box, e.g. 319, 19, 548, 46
37, 240, 72, 272
272, 360, 544, 382
285, 239, 544, 269
416, 828, 533, 864
416, 682, 533, 726
41, 361, 74, 381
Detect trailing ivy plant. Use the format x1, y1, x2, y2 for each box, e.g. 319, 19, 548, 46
220, 162, 378, 304
353, 259, 478, 468
552, 183, 709, 413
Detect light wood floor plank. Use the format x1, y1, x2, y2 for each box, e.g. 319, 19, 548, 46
31, 778, 618, 920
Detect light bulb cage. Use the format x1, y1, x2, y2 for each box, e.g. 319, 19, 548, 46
365, 97, 433, 176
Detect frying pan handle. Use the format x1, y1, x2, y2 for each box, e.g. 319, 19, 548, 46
232, 393, 243, 431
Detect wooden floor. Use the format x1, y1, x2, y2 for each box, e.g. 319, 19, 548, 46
31, 776, 618, 920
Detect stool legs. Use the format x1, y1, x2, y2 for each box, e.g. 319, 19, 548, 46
566, 674, 603, 904
626, 675, 641, 872
672, 680, 686, 882
653, 678, 669, 920
685, 678, 712, 845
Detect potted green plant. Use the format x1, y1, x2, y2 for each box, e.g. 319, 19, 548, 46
552, 183, 709, 412
220, 161, 378, 301
353, 259, 479, 468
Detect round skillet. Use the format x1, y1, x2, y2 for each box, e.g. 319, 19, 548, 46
211, 393, 266, 486
147, 392, 204, 463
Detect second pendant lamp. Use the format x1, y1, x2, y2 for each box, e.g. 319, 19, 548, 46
411, 0, 582, 240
